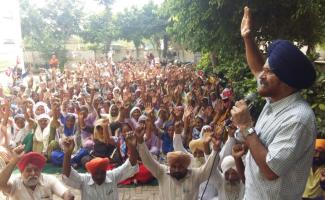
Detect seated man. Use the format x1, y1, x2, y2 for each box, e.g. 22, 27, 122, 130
134, 125, 222, 200
61, 136, 139, 200
0, 145, 74, 200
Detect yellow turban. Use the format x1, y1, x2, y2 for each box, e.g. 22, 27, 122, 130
315, 139, 325, 151
189, 139, 205, 153
167, 151, 191, 168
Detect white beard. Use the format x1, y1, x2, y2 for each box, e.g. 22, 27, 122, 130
23, 176, 39, 187
193, 157, 205, 168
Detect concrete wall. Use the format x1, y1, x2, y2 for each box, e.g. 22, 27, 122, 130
23, 48, 196, 67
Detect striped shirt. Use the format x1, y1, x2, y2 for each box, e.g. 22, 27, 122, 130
244, 92, 317, 200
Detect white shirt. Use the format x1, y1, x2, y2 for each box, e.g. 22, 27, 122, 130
5, 174, 68, 200
244, 92, 317, 200
173, 134, 218, 200
138, 142, 219, 200
62, 159, 139, 200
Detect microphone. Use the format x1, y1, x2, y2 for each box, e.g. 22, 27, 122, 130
244, 92, 257, 111
225, 92, 257, 128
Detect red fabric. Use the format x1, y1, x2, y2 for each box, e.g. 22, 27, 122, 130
119, 163, 154, 185
133, 164, 153, 184
85, 157, 109, 174
17, 152, 46, 172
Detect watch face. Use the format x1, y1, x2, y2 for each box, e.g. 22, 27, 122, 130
248, 128, 255, 134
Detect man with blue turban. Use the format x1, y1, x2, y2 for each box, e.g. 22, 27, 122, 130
230, 6, 317, 200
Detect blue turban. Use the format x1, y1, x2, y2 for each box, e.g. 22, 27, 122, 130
267, 40, 316, 89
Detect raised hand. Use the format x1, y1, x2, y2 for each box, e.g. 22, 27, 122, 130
174, 120, 183, 134
125, 132, 137, 149
211, 133, 222, 151
12, 144, 25, 161
241, 6, 252, 38
203, 132, 212, 145
144, 102, 153, 114
134, 124, 145, 144
232, 143, 247, 159
152, 95, 158, 105
62, 138, 75, 154
184, 105, 193, 119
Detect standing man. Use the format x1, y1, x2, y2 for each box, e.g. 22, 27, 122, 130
0, 145, 74, 200
135, 125, 222, 200
231, 6, 317, 200
49, 54, 59, 69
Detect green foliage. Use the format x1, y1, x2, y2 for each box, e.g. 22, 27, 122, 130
163, 0, 325, 54
81, 10, 117, 52
20, 0, 83, 68
302, 67, 325, 134
164, 0, 325, 130
114, 2, 168, 57
196, 53, 211, 70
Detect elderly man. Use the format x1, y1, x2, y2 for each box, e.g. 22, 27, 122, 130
134, 125, 222, 200
0, 145, 74, 200
61, 136, 139, 200
231, 6, 317, 200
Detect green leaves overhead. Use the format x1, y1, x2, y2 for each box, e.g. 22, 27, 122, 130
20, 0, 84, 65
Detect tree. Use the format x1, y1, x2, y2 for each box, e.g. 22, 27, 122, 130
20, 0, 83, 67
81, 11, 117, 55
115, 7, 146, 58
115, 2, 168, 58
163, 0, 325, 64
165, 0, 325, 129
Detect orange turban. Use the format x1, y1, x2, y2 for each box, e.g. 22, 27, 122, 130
17, 152, 46, 172
315, 139, 325, 151
167, 151, 191, 168
85, 157, 109, 174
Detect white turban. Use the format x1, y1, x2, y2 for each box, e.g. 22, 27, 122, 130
221, 155, 237, 174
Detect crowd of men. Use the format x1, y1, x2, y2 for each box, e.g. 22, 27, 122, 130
0, 6, 323, 200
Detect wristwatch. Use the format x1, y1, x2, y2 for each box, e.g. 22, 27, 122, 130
242, 127, 256, 138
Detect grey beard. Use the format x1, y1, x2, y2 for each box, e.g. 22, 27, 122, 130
23, 177, 39, 187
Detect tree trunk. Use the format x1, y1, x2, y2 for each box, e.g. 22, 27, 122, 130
163, 35, 168, 58
135, 46, 140, 59
210, 51, 218, 67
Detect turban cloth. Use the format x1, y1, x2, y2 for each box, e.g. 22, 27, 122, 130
17, 152, 46, 172
14, 114, 25, 120
85, 157, 109, 174
315, 139, 325, 152
221, 155, 237, 174
130, 107, 141, 118
138, 115, 148, 122
189, 139, 205, 153
220, 88, 233, 100
36, 113, 50, 121
267, 39, 316, 89
33, 101, 50, 116
167, 151, 191, 168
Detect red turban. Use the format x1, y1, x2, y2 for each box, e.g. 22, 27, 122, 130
85, 157, 109, 174
17, 152, 46, 172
